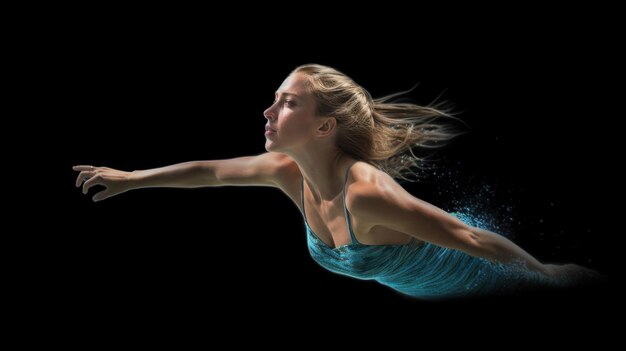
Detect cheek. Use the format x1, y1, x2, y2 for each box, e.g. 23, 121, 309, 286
281, 116, 313, 136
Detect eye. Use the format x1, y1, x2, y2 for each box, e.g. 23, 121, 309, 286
284, 100, 295, 107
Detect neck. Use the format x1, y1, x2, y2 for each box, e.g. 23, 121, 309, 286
285, 143, 353, 202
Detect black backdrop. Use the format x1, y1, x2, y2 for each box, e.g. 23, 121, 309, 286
50, 28, 621, 325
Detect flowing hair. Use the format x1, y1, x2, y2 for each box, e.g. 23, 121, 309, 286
294, 64, 469, 182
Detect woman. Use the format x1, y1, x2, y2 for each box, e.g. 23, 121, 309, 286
74, 64, 600, 299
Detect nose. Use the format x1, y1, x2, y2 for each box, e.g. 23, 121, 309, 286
264, 104, 276, 121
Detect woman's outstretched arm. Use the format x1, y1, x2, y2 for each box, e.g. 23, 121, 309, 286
348, 176, 551, 275
73, 152, 294, 202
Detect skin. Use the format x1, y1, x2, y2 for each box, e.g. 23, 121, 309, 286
74, 73, 582, 278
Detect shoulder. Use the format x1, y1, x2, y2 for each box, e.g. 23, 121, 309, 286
245, 151, 299, 175
260, 152, 300, 178
345, 162, 415, 221
270, 153, 303, 189
260, 151, 298, 169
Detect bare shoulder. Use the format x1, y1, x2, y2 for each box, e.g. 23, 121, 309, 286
265, 152, 303, 201
347, 164, 485, 248
346, 161, 409, 200
346, 162, 416, 221
254, 151, 295, 169
270, 152, 302, 185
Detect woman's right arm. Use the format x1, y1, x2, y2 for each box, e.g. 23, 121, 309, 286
73, 152, 296, 202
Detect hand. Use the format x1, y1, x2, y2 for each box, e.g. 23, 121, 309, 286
542, 263, 576, 277
73, 165, 132, 202
542, 263, 599, 279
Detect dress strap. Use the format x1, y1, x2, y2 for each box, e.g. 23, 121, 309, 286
342, 161, 359, 244
300, 175, 306, 222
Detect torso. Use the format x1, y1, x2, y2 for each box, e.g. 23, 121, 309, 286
277, 157, 416, 249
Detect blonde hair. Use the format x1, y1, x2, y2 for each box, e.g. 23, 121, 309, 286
293, 64, 469, 182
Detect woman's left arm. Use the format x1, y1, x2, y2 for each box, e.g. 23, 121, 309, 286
349, 180, 549, 275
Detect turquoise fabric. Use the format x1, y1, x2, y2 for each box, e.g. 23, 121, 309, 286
299, 163, 564, 299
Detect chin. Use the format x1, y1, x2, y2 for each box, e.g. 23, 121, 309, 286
265, 140, 277, 152
266, 140, 289, 153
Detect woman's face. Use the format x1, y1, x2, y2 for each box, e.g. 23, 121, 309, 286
264, 73, 319, 152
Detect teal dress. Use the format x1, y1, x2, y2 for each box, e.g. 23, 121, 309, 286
299, 163, 577, 299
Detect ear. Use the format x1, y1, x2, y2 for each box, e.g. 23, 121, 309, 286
317, 117, 337, 137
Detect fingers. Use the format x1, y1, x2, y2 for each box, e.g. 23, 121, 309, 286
73, 165, 96, 172
74, 165, 117, 202
92, 189, 111, 202
75, 171, 95, 187
82, 176, 102, 194
74, 165, 97, 188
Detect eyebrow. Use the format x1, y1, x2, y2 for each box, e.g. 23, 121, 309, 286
275, 91, 301, 98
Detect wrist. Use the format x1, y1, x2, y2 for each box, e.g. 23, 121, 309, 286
126, 170, 143, 190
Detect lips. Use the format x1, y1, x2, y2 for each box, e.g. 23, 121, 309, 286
265, 126, 277, 132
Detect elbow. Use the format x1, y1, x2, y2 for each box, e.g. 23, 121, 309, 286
185, 161, 217, 186
457, 226, 493, 258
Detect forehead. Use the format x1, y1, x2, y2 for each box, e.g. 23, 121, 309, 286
276, 73, 310, 95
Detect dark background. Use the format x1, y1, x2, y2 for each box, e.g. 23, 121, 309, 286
41, 19, 621, 326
